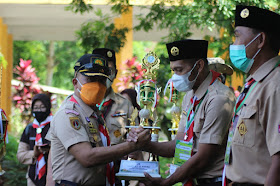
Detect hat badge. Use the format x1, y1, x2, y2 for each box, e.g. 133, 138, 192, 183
240, 8, 249, 18
171, 47, 179, 56
107, 51, 113, 58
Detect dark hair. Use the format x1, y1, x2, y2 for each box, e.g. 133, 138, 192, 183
252, 28, 280, 54
120, 89, 141, 110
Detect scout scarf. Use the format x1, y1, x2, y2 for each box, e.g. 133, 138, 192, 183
183, 70, 220, 186
32, 115, 52, 180
222, 78, 257, 186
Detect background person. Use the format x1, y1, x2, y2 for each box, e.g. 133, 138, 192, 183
17, 93, 52, 186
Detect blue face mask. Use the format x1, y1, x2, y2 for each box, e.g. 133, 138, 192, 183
229, 33, 261, 73
172, 61, 199, 92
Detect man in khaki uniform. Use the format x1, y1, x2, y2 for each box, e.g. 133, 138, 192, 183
48, 54, 149, 186
225, 5, 280, 186
129, 39, 235, 186
92, 48, 137, 145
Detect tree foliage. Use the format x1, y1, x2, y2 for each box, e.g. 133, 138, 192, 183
76, 9, 129, 53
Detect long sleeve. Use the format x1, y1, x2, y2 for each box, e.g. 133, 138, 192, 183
17, 141, 36, 165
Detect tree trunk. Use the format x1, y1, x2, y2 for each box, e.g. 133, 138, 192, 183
46, 41, 55, 86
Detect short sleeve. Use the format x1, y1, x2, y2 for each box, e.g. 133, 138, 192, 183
263, 87, 280, 156
199, 94, 234, 145
52, 110, 89, 150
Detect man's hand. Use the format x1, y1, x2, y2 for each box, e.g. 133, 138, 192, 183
127, 127, 145, 142
135, 128, 151, 150
141, 172, 168, 186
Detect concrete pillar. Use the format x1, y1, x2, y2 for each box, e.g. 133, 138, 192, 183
0, 17, 12, 128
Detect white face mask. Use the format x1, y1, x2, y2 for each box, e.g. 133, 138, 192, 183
171, 61, 199, 92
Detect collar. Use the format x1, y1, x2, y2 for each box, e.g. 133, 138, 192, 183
194, 71, 212, 100
104, 88, 117, 102
72, 94, 95, 117
247, 56, 280, 82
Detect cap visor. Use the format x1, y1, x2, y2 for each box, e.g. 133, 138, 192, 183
82, 72, 112, 81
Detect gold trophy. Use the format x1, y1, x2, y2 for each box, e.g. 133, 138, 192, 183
164, 79, 181, 140
116, 51, 161, 180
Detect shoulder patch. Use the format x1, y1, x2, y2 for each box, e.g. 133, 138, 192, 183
65, 109, 80, 116
70, 117, 81, 130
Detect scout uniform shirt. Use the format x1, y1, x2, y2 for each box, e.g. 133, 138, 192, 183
101, 88, 137, 145
177, 71, 235, 179
226, 56, 280, 184
48, 94, 106, 185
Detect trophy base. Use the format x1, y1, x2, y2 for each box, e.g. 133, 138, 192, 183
116, 160, 161, 180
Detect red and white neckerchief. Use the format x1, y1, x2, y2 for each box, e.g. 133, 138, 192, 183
97, 118, 115, 186
32, 115, 52, 180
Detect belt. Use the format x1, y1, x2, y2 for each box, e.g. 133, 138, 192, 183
227, 179, 263, 186
55, 180, 78, 186
231, 183, 263, 186
196, 177, 223, 184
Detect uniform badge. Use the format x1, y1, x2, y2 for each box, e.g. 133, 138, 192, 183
237, 121, 247, 136
70, 117, 81, 130
240, 8, 249, 18
182, 110, 188, 116
114, 130, 122, 138
107, 51, 113, 58
171, 47, 179, 56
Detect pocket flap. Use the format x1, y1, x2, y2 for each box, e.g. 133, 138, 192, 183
240, 106, 257, 119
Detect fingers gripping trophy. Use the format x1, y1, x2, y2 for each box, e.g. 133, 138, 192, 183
164, 79, 181, 140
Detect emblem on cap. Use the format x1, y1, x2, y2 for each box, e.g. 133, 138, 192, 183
240, 8, 249, 18
94, 59, 104, 66
171, 47, 179, 56
107, 51, 113, 58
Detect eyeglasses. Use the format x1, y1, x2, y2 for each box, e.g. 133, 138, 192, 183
33, 105, 47, 111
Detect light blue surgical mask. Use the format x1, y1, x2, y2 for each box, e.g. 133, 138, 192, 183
172, 61, 199, 92
229, 33, 261, 73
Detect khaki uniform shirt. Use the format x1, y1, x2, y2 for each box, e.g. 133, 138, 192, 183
178, 72, 235, 179
102, 88, 136, 145
226, 56, 280, 184
49, 94, 106, 186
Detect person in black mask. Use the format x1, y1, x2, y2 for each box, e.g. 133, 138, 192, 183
17, 93, 52, 186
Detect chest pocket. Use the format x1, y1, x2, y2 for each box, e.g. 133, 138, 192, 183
233, 106, 257, 148
108, 115, 127, 145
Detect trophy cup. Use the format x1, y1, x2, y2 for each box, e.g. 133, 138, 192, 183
164, 79, 181, 140
116, 51, 161, 180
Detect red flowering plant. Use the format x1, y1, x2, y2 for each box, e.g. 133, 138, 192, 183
116, 57, 145, 91
13, 59, 41, 122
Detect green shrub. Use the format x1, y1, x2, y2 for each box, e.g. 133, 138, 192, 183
2, 134, 27, 186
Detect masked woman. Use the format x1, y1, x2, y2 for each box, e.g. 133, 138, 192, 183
17, 94, 52, 186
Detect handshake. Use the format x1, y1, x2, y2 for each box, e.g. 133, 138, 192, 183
127, 127, 152, 150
